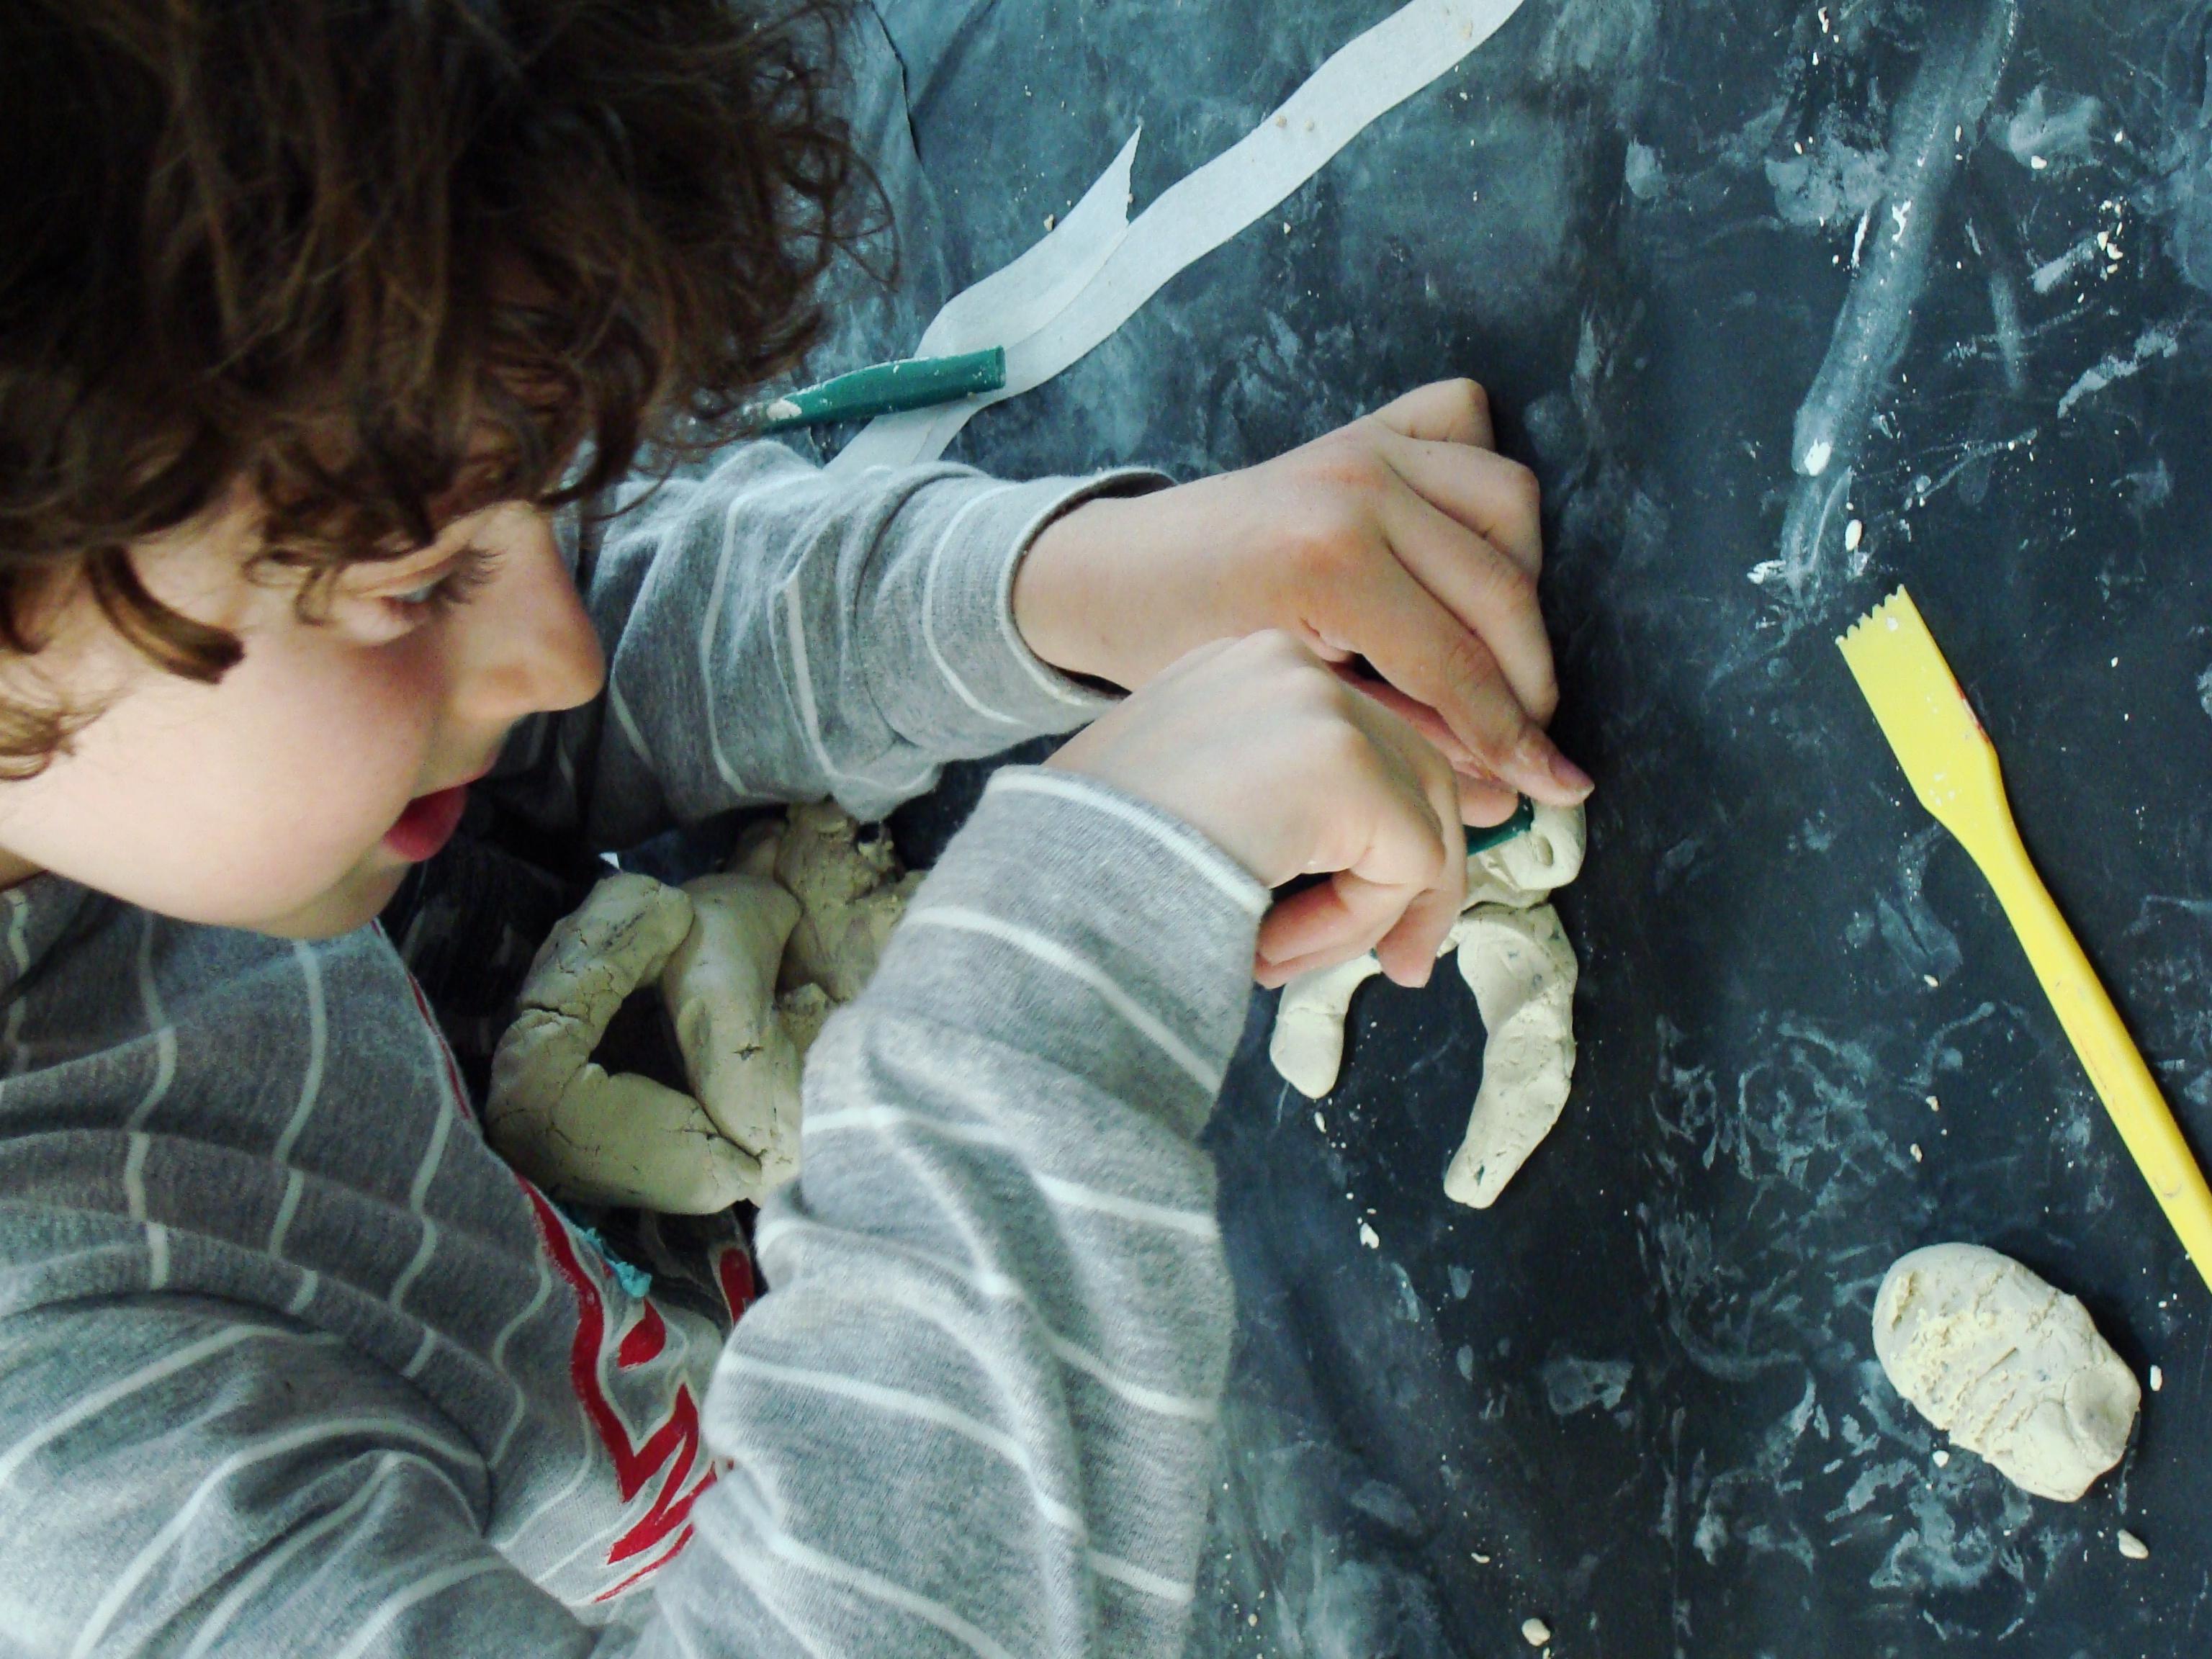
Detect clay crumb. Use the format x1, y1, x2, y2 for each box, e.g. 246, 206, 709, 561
1357, 1221, 1380, 1250
2117, 1529, 2149, 1560
1933, 1448, 1951, 1467
2149, 1364, 2163, 1392
1521, 1617, 1552, 1647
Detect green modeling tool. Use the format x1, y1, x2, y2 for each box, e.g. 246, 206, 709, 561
1464, 795, 1534, 855
753, 348, 1008, 432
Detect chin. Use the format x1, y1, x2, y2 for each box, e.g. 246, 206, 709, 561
249, 863, 410, 940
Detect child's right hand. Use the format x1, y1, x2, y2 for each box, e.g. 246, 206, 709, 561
1046, 631, 1467, 989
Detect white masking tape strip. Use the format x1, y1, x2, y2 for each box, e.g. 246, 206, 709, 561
829, 0, 1527, 475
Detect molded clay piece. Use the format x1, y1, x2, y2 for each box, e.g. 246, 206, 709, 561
1267, 804, 1586, 1210
487, 803, 917, 1213
1442, 903, 1578, 1209
485, 873, 760, 1213
1872, 1242, 2139, 1501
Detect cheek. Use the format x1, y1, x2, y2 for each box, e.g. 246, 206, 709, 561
5, 626, 440, 928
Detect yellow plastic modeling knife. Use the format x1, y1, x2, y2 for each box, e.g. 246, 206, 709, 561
1838, 585, 2212, 1295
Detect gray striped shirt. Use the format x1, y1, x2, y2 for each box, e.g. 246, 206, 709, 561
0, 443, 1265, 1655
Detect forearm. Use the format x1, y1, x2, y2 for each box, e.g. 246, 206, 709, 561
655, 768, 1265, 1655
493, 444, 1165, 849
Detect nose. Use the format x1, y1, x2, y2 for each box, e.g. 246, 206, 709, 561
451, 504, 606, 724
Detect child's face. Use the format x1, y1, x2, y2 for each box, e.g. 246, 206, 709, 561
0, 492, 604, 938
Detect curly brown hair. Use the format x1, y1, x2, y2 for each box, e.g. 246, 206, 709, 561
0, 0, 871, 775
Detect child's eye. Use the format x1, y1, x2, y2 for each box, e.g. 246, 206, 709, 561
384, 544, 500, 619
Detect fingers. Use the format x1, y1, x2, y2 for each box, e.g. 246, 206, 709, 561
1256, 876, 1413, 985
1368, 378, 1496, 450
1331, 557, 1586, 806
1457, 773, 1521, 827
1380, 433, 1544, 577
1332, 673, 1539, 827
1255, 683, 1465, 987
1336, 670, 1477, 770
1374, 486, 1559, 724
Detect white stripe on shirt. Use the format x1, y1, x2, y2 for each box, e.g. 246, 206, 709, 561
693, 495, 755, 797
725, 1354, 1084, 1535
176, 1450, 468, 1659
285, 1269, 319, 1318
127, 914, 176, 1130
488, 1429, 600, 1556
68, 1413, 479, 1658
800, 1103, 1218, 1236
408, 1110, 451, 1213
778, 570, 935, 799
325, 1557, 505, 1659
0, 1324, 269, 1492
753, 1210, 1217, 1423
4, 888, 30, 1079
801, 1103, 1014, 1149
122, 1133, 150, 1222
606, 678, 657, 773
1033, 1174, 1220, 1238
408, 1014, 457, 1213
920, 485, 1025, 725
275, 943, 328, 1166
389, 1218, 441, 1316
902, 907, 1223, 1092
988, 770, 1267, 915
122, 1136, 171, 1289
486, 1252, 554, 1467
1043, 1332, 1215, 1422
269, 1170, 304, 1262
723, 1480, 1020, 1659
1086, 1549, 1195, 1604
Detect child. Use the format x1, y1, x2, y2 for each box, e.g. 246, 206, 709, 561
0, 1, 1589, 1653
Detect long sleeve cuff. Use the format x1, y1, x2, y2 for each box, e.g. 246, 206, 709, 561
865, 467, 1166, 749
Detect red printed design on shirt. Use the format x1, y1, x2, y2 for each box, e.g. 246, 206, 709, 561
519, 1184, 726, 1599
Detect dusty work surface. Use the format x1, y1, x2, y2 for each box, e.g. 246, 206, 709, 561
816, 1, 2212, 1653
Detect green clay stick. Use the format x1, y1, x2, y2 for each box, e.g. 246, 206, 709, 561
1463, 795, 1534, 855
755, 347, 1008, 431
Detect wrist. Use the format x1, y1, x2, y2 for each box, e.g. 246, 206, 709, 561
1012, 495, 1136, 685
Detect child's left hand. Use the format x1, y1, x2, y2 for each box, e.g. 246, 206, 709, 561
1014, 379, 1591, 827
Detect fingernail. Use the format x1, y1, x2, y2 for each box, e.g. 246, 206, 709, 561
1549, 750, 1594, 796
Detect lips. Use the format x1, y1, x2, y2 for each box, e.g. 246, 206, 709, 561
382, 783, 469, 862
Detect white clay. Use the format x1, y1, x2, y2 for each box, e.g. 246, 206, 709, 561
663, 872, 806, 1195
2117, 1529, 2150, 1560
1465, 802, 1586, 910
1872, 1243, 2139, 1502
487, 874, 765, 1213
1442, 904, 1578, 1208
1265, 804, 1586, 1102
488, 805, 922, 1214
775, 799, 924, 1003
1270, 954, 1384, 1100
